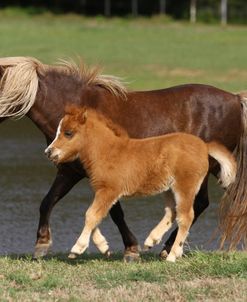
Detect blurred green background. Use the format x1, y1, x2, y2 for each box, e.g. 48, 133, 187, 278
0, 9, 247, 92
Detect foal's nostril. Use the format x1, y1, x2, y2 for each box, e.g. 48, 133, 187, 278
45, 147, 52, 158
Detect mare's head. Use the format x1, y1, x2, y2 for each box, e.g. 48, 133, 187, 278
45, 105, 87, 165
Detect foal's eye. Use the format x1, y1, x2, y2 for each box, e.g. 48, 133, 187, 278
64, 130, 73, 138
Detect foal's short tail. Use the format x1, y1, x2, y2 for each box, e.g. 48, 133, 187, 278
207, 142, 237, 188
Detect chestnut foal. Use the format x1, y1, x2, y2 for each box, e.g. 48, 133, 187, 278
45, 106, 236, 262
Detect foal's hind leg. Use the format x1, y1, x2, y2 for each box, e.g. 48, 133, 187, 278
166, 177, 205, 262
69, 189, 119, 258
160, 176, 209, 259
166, 198, 194, 262
144, 191, 176, 250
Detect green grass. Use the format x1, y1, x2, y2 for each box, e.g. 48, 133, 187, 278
0, 252, 246, 301
0, 11, 247, 91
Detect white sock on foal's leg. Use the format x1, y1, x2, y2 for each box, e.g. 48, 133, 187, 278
144, 191, 175, 250
92, 228, 110, 255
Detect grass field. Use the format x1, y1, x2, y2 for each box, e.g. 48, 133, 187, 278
0, 252, 246, 302
0, 10, 247, 92
0, 10, 247, 301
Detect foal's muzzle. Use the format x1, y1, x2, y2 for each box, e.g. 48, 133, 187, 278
45, 146, 62, 164
45, 147, 52, 159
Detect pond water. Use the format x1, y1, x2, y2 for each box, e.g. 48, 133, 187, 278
0, 118, 224, 256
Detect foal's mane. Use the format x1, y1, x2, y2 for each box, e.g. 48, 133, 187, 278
0, 56, 127, 119
89, 109, 129, 138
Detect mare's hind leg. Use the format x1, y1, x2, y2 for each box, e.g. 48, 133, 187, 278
144, 191, 176, 250
69, 189, 119, 258
160, 176, 209, 259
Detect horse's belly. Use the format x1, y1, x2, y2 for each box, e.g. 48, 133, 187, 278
133, 175, 173, 197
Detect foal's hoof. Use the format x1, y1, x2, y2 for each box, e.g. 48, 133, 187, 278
33, 243, 51, 259
68, 252, 79, 259
104, 250, 112, 258
166, 253, 176, 263
143, 245, 152, 252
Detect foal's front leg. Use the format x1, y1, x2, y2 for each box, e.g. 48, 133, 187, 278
69, 189, 119, 258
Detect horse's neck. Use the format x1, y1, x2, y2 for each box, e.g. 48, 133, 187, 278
28, 74, 107, 141
80, 118, 123, 169
27, 104, 58, 141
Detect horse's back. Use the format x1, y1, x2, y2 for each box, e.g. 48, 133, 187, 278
122, 84, 241, 151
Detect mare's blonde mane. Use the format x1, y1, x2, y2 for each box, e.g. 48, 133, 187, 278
0, 56, 127, 119
58, 59, 127, 100
0, 57, 44, 119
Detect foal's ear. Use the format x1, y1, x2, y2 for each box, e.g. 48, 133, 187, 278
78, 107, 87, 124
65, 105, 87, 124
65, 105, 80, 116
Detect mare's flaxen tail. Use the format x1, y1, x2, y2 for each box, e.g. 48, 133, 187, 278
217, 94, 247, 249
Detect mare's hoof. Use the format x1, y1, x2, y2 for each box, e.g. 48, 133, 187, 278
33, 244, 51, 259
68, 252, 79, 259
123, 251, 141, 263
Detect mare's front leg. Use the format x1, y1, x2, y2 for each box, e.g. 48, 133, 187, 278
160, 176, 209, 259
34, 163, 83, 258
69, 189, 119, 258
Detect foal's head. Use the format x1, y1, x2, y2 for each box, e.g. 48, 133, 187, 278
45, 105, 87, 164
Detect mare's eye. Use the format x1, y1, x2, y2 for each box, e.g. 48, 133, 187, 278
64, 130, 73, 138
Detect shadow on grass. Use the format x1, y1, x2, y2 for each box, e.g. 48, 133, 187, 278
5, 251, 166, 265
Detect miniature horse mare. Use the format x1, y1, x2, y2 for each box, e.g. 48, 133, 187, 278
46, 106, 236, 262
0, 57, 247, 259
